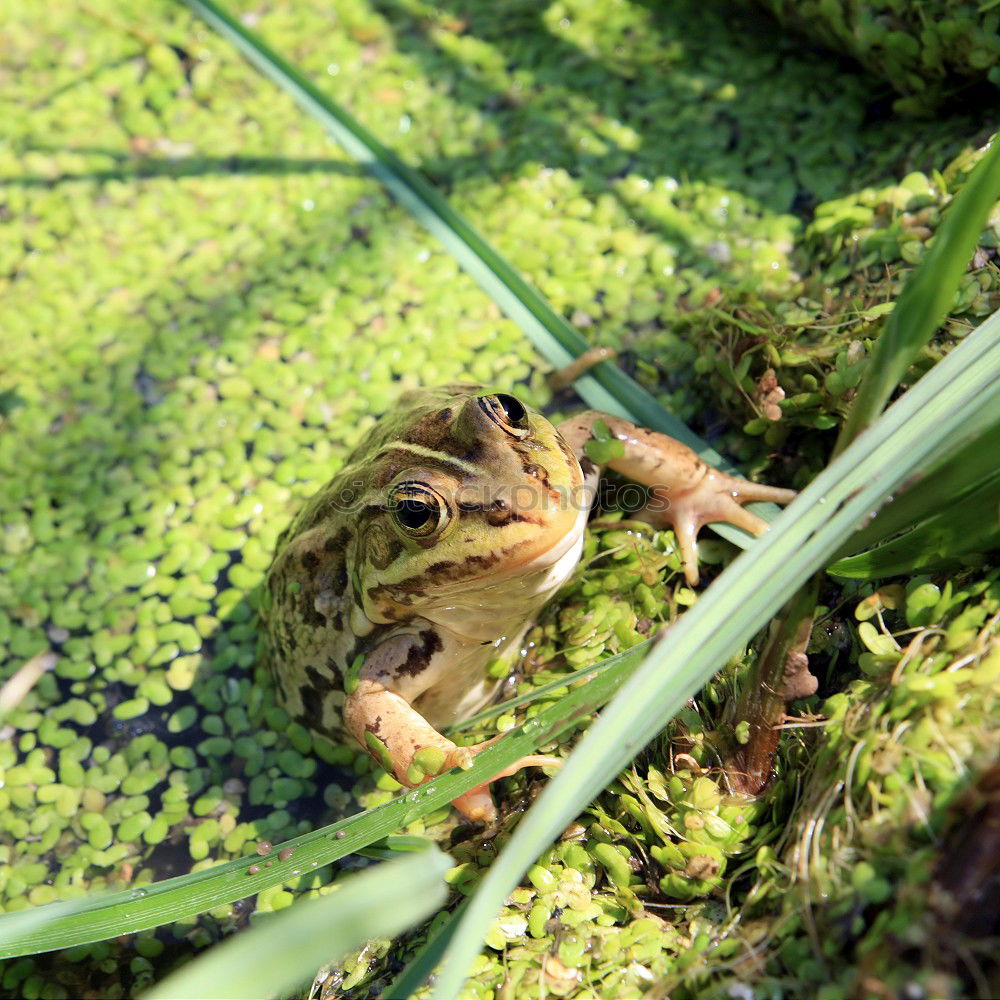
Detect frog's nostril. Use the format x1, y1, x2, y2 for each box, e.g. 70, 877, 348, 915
487, 497, 517, 527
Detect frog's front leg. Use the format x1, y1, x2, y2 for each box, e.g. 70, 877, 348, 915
343, 628, 558, 823
558, 412, 796, 586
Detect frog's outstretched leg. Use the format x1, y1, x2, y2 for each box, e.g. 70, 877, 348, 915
557, 413, 797, 586
343, 631, 559, 823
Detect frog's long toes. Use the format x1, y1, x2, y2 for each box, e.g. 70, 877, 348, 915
731, 481, 797, 506
666, 495, 773, 586
489, 753, 562, 781
719, 501, 771, 537
448, 752, 561, 823
675, 477, 793, 542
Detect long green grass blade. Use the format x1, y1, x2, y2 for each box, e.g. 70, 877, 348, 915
835, 135, 1000, 452
0, 642, 646, 959
827, 470, 1000, 578
447, 645, 646, 734
422, 321, 1000, 999
143, 847, 451, 1000
181, 0, 783, 548
834, 372, 1000, 559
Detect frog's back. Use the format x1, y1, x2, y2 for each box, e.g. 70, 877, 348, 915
261, 385, 487, 737
261, 473, 357, 741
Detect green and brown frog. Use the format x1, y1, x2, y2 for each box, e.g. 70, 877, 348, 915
262, 386, 795, 821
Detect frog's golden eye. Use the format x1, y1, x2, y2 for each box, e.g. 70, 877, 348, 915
479, 393, 530, 439
388, 482, 449, 538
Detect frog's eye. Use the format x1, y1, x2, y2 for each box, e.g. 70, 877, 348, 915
479, 393, 530, 439
388, 482, 449, 538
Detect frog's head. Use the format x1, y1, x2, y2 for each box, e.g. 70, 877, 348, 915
355, 386, 587, 618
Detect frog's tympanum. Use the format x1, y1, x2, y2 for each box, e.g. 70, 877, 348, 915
262, 386, 795, 821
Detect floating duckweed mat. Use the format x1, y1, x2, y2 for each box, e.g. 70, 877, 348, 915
740, 0, 1000, 110
1, 0, 998, 997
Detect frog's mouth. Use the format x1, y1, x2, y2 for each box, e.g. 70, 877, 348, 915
388, 495, 589, 602
416, 528, 587, 645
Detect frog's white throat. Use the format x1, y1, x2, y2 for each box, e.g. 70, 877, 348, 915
411, 524, 587, 728
419, 511, 587, 645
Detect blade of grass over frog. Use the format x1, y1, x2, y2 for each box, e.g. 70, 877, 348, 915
143, 847, 451, 1000
446, 641, 651, 734
421, 323, 1000, 1000
836, 134, 1000, 454
0, 643, 644, 959
180, 0, 782, 545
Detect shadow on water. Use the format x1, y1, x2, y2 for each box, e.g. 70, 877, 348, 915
369, 0, 988, 215
4, 147, 365, 187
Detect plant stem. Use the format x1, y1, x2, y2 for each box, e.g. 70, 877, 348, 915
728, 580, 819, 795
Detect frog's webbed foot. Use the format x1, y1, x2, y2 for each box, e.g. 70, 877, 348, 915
646, 471, 797, 586
345, 667, 559, 823
557, 412, 797, 587
399, 731, 560, 823
447, 747, 562, 823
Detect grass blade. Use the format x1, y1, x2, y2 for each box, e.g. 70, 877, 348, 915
834, 373, 1000, 559
143, 847, 451, 1000
827, 470, 1000, 578
422, 321, 1000, 999
0, 642, 646, 959
446, 646, 644, 734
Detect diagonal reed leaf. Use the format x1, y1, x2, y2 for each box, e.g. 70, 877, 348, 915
142, 847, 452, 1000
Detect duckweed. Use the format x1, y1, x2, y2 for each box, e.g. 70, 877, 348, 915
1, 0, 996, 997
747, 0, 1000, 109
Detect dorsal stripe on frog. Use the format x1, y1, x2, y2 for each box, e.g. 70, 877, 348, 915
383, 441, 482, 477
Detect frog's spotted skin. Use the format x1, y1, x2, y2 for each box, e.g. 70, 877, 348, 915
262, 385, 795, 821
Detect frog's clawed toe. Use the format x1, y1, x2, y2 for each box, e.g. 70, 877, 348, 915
445, 747, 562, 823
451, 784, 499, 824
654, 475, 797, 587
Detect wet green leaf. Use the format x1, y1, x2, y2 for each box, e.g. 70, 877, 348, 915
144, 848, 451, 1000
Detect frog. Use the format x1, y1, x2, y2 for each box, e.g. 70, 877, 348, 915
261, 385, 796, 822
